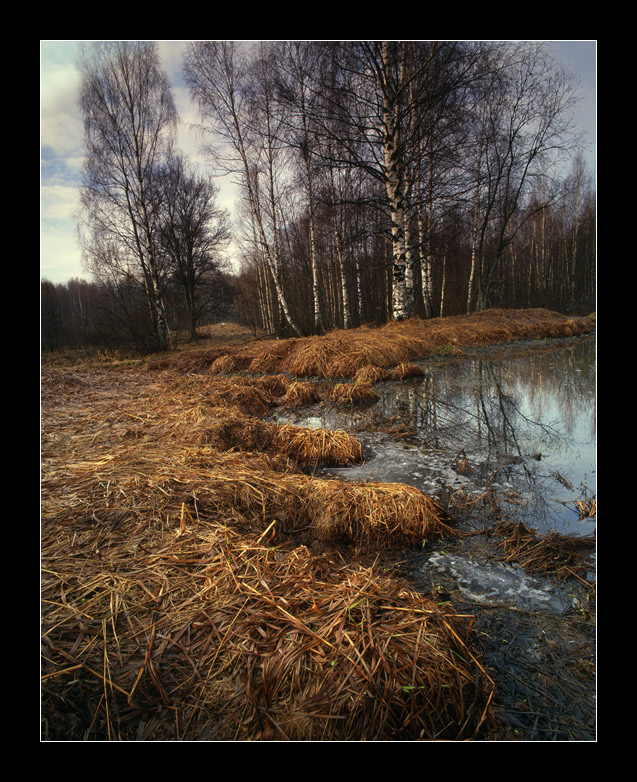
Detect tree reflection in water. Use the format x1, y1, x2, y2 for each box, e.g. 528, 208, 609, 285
315, 337, 596, 537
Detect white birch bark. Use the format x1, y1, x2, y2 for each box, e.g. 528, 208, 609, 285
328, 165, 351, 329
381, 42, 413, 321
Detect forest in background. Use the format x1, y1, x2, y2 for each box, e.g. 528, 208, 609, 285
41, 41, 595, 354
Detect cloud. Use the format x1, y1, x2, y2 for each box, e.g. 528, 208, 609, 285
41, 45, 85, 199
42, 182, 80, 221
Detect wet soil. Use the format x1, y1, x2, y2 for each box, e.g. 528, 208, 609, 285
395, 526, 596, 741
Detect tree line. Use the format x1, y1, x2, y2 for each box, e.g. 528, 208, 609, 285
42, 41, 595, 353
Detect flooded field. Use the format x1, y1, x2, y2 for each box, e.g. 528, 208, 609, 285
268, 335, 597, 740
273, 335, 596, 539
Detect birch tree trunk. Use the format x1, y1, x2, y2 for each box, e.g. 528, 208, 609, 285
381, 42, 413, 321
184, 41, 303, 337
292, 43, 323, 333
328, 166, 351, 329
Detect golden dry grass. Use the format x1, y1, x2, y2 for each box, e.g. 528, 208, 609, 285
390, 362, 426, 380
354, 365, 390, 383
282, 380, 320, 408
41, 309, 596, 741
41, 359, 489, 741
329, 380, 379, 406
151, 309, 596, 380
42, 511, 493, 740
492, 520, 596, 583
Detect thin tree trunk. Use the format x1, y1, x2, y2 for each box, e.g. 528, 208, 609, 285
328, 166, 351, 329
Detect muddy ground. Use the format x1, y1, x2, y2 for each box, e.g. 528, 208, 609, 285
395, 528, 595, 741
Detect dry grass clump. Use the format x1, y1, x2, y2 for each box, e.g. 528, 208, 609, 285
41, 513, 494, 741
277, 309, 596, 380
308, 479, 455, 549
199, 410, 363, 469
147, 346, 229, 373
282, 334, 348, 377
246, 339, 298, 373
390, 362, 425, 380
492, 520, 596, 583
184, 374, 287, 418
282, 380, 320, 408
330, 380, 379, 406
222, 383, 274, 416
354, 365, 389, 383
146, 309, 595, 381
252, 373, 291, 398
205, 374, 292, 416
271, 425, 363, 468
210, 353, 237, 374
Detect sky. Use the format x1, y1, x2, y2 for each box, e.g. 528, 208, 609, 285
40, 40, 597, 285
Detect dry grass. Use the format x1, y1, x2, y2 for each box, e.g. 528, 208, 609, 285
41, 309, 596, 741
354, 365, 390, 383
492, 520, 596, 583
42, 360, 489, 740
282, 380, 320, 408
308, 479, 454, 548
42, 511, 493, 740
210, 353, 238, 374
192, 409, 362, 469
150, 309, 596, 380
390, 362, 426, 380
330, 380, 379, 406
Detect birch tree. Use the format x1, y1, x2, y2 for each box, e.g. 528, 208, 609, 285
77, 41, 177, 351
274, 41, 326, 332
314, 41, 484, 321
184, 40, 304, 336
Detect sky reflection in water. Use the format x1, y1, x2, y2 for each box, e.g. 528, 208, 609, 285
280, 337, 596, 538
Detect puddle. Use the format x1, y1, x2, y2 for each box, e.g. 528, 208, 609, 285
421, 551, 576, 613
273, 336, 596, 539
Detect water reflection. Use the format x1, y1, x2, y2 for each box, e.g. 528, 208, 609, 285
276, 337, 596, 537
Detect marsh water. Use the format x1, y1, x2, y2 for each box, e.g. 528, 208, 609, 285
276, 335, 596, 540
276, 335, 597, 737
272, 335, 596, 619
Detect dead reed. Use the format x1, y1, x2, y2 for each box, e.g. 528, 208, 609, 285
354, 365, 389, 383
307, 478, 455, 548
42, 386, 485, 742
198, 410, 362, 469
151, 309, 595, 380
282, 380, 320, 408
41, 310, 596, 741
210, 353, 237, 373
492, 520, 596, 583
41, 489, 491, 741
390, 362, 425, 380
330, 380, 379, 406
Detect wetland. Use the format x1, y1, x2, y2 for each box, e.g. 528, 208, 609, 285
41, 311, 596, 741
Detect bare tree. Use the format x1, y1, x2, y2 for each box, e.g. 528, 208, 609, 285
76, 41, 178, 351
184, 40, 304, 336
464, 43, 582, 311
308, 41, 485, 321
158, 155, 231, 339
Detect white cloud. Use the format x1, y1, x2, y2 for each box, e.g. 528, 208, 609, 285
41, 182, 80, 222
41, 49, 84, 162
41, 221, 84, 283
